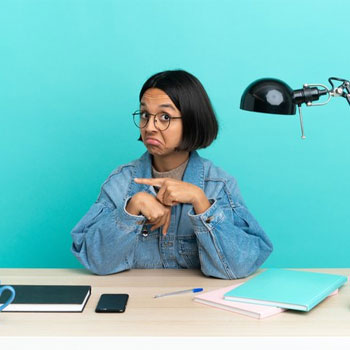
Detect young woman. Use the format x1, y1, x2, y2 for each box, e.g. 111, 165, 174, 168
71, 70, 273, 279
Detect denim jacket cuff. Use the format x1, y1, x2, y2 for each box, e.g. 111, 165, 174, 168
187, 199, 224, 232
116, 196, 146, 230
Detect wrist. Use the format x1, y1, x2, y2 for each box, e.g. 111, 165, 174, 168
192, 190, 211, 214
126, 193, 143, 216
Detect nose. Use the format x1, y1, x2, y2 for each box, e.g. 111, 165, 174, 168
144, 115, 157, 132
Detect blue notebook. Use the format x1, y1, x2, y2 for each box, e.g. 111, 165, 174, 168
223, 269, 347, 312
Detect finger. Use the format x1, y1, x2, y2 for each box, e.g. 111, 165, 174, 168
149, 216, 161, 231
151, 221, 164, 232
146, 213, 161, 224
161, 208, 170, 235
134, 178, 165, 187
163, 190, 177, 207
156, 184, 167, 204
162, 209, 171, 236
161, 189, 171, 206
145, 214, 156, 223
151, 214, 167, 231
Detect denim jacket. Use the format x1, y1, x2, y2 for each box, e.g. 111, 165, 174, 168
71, 151, 273, 279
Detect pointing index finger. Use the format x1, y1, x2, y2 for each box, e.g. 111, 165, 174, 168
134, 178, 165, 187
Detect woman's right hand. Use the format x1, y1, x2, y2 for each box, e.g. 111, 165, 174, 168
126, 192, 171, 235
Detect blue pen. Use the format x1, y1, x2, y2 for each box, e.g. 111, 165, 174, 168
154, 288, 203, 298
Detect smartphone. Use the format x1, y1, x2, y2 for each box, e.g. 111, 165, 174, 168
95, 294, 129, 313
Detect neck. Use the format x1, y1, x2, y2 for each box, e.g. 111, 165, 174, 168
152, 151, 190, 172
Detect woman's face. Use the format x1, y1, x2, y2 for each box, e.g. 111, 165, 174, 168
140, 88, 183, 158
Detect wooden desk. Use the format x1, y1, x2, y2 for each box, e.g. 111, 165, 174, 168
0, 268, 349, 337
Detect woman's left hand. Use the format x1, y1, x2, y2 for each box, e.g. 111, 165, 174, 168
134, 177, 211, 214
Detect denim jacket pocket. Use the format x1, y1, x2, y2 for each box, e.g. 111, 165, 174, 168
177, 235, 200, 268
134, 226, 162, 268
232, 205, 251, 229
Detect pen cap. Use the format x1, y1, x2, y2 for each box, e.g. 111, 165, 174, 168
193, 288, 203, 293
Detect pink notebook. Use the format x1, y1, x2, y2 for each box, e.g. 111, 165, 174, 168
193, 284, 339, 319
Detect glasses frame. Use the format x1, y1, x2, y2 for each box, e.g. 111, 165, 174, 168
132, 110, 182, 131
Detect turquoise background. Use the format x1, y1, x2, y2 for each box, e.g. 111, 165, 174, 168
1, 0, 349, 269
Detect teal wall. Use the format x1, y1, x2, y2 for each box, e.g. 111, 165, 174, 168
1, 0, 349, 268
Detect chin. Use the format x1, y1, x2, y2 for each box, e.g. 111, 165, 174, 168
144, 144, 162, 156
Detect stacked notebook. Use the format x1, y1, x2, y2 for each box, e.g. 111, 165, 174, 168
0, 285, 91, 312
194, 283, 284, 319
194, 269, 347, 319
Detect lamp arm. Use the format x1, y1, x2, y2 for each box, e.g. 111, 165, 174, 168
345, 94, 350, 106
328, 77, 350, 107
343, 82, 350, 106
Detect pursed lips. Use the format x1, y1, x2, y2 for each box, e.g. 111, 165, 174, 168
145, 137, 162, 146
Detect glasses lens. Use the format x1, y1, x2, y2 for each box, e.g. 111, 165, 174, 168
133, 112, 147, 129
155, 113, 170, 131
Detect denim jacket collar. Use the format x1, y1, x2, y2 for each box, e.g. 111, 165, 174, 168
182, 151, 204, 189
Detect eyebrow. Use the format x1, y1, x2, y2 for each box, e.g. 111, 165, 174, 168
140, 102, 176, 111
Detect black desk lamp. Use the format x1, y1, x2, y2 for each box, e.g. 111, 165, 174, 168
240, 77, 350, 138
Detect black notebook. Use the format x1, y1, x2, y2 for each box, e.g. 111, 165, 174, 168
0, 285, 91, 312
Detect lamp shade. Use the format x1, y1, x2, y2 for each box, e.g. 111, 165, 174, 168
240, 78, 296, 115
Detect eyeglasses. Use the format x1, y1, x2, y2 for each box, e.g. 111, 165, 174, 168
132, 110, 182, 131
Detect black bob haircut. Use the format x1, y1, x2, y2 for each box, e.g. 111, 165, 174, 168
138, 70, 219, 152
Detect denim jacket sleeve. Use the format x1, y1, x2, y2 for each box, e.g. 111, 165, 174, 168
70, 171, 145, 275
188, 177, 273, 280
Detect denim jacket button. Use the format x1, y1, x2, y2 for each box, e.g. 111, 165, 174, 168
141, 226, 149, 237
205, 216, 214, 223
